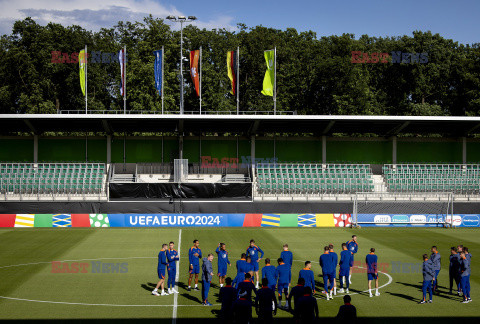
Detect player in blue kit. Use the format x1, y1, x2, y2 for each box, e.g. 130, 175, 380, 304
276, 258, 291, 309
366, 248, 380, 297
339, 243, 351, 293
216, 242, 231, 287
166, 241, 179, 294
460, 251, 471, 303
346, 235, 358, 284
298, 261, 315, 294
188, 239, 202, 291
233, 253, 248, 288
430, 246, 441, 294
420, 253, 435, 304
281, 244, 293, 269
246, 239, 264, 288
262, 258, 278, 291
152, 243, 169, 296
320, 246, 335, 300
329, 244, 338, 295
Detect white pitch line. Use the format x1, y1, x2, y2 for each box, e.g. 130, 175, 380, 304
172, 229, 182, 324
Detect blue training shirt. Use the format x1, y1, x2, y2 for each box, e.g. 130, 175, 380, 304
216, 247, 231, 268
299, 268, 315, 291
158, 250, 168, 270
339, 250, 352, 270
189, 246, 202, 266
365, 253, 378, 274
236, 259, 248, 276
262, 265, 278, 286
276, 263, 291, 284
320, 252, 335, 275
246, 245, 264, 262
166, 249, 179, 269
346, 240, 358, 255
281, 250, 293, 269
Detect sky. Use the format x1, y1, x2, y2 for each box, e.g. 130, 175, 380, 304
0, 0, 479, 45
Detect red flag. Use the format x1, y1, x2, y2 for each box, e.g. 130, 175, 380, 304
190, 50, 200, 97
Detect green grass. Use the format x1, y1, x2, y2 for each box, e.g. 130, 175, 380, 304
0, 228, 478, 323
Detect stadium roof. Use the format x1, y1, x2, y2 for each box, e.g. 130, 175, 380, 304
1, 114, 480, 136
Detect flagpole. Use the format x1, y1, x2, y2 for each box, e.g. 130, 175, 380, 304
237, 46, 240, 115
85, 45, 87, 114
199, 46, 202, 114
161, 45, 164, 114
274, 46, 276, 115
123, 45, 126, 114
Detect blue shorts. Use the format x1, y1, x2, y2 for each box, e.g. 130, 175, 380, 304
331, 271, 337, 279
339, 268, 350, 277
350, 255, 354, 267
268, 284, 276, 291
368, 273, 378, 281
278, 283, 289, 294
190, 264, 200, 274
251, 261, 259, 272
218, 266, 227, 277
158, 268, 166, 279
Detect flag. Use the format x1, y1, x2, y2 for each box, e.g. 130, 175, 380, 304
154, 49, 163, 96
227, 50, 237, 95
261, 49, 275, 96
79, 49, 86, 96
190, 49, 200, 97
119, 48, 125, 97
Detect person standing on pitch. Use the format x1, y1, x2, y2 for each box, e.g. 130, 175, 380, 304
449, 247, 460, 295
459, 251, 471, 303
320, 246, 334, 300
216, 242, 231, 287
219, 277, 237, 323
188, 239, 202, 292
233, 253, 248, 289
346, 235, 358, 284
281, 244, 293, 276
166, 241, 179, 294
420, 253, 435, 304
201, 253, 214, 306
287, 277, 305, 320
246, 239, 264, 288
430, 246, 441, 294
296, 287, 319, 323
366, 248, 380, 297
276, 258, 291, 309
152, 243, 169, 296
329, 244, 339, 295
339, 243, 352, 293
299, 261, 315, 295
262, 258, 278, 292
255, 278, 277, 323
335, 295, 357, 323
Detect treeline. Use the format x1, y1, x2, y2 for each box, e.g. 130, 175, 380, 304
0, 17, 479, 115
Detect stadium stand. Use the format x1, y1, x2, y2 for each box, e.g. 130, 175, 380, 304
0, 163, 106, 199
383, 164, 480, 194
256, 163, 374, 195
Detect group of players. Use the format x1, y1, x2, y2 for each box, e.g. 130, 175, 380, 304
421, 244, 472, 304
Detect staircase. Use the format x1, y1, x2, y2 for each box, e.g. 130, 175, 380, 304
372, 175, 388, 193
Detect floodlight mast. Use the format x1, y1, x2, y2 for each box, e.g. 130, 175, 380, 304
167, 15, 197, 114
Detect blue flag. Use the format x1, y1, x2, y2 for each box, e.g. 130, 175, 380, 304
154, 49, 163, 96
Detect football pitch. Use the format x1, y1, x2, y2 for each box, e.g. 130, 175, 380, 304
0, 227, 478, 323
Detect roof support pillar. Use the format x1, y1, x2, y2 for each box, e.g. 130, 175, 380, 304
322, 136, 327, 164
107, 135, 111, 165
392, 136, 397, 165
463, 137, 467, 164
34, 135, 38, 164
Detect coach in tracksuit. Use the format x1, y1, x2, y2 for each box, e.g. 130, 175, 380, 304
420, 253, 435, 303
449, 247, 460, 295
460, 251, 471, 303
430, 246, 441, 293
201, 254, 214, 306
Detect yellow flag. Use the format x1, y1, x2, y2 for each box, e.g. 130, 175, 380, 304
79, 49, 86, 96
261, 50, 274, 96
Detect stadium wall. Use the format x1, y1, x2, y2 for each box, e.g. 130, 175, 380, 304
1, 136, 478, 164
1, 213, 479, 228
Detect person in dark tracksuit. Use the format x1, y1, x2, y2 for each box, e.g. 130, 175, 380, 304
460, 251, 471, 303
320, 246, 334, 300
262, 258, 277, 292
420, 253, 435, 304
464, 247, 472, 298
336, 295, 357, 323
201, 254, 214, 306
233, 295, 252, 324
255, 278, 277, 323
287, 277, 305, 320
339, 243, 352, 293
166, 241, 179, 294
237, 273, 257, 301
296, 287, 319, 323
430, 246, 441, 294
449, 247, 460, 295
233, 254, 248, 289
219, 277, 237, 323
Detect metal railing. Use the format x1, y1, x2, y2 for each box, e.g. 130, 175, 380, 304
59, 110, 296, 115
